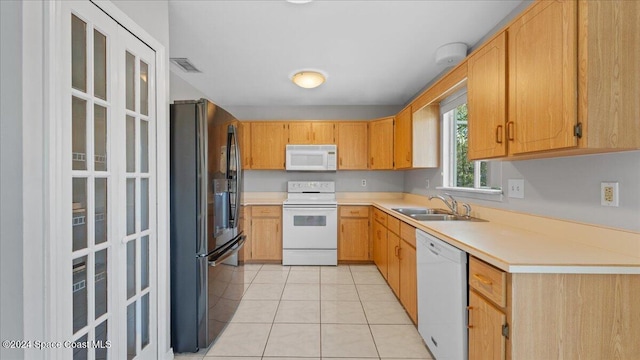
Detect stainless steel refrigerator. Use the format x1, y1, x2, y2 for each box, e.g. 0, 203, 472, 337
170, 99, 245, 353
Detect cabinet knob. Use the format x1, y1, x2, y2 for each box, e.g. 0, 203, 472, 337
472, 273, 493, 286
467, 306, 474, 328
496, 125, 503, 144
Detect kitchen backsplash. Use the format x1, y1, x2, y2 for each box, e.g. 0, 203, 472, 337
405, 151, 640, 232
243, 170, 404, 193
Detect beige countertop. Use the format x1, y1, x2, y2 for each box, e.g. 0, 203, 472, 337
242, 192, 640, 274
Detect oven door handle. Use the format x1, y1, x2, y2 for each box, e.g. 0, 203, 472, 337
283, 207, 337, 211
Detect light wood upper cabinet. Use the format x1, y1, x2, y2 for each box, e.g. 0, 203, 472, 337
250, 122, 288, 169
369, 117, 394, 169
288, 122, 335, 144
239, 121, 252, 169
394, 107, 412, 169
411, 104, 440, 168
507, 0, 578, 155
577, 0, 640, 151
468, 31, 508, 160
336, 122, 368, 170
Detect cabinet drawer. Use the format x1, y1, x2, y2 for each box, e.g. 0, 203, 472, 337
387, 216, 400, 235
251, 206, 281, 218
469, 256, 506, 307
373, 208, 387, 225
340, 206, 369, 218
400, 222, 416, 248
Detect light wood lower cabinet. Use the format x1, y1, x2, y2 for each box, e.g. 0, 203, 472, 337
372, 211, 388, 279
249, 206, 282, 261
386, 231, 401, 296
338, 206, 370, 261
468, 290, 507, 360
399, 222, 417, 324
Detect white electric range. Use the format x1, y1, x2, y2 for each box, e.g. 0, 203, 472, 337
282, 181, 338, 266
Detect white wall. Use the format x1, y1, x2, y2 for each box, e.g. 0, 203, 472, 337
404, 151, 640, 232
170, 71, 208, 101
0, 1, 24, 358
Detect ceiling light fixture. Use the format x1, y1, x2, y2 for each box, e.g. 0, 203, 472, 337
291, 70, 326, 89
286, 0, 313, 4
435, 43, 467, 66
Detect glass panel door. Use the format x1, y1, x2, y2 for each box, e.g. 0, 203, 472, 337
119, 27, 157, 360
69, 8, 116, 360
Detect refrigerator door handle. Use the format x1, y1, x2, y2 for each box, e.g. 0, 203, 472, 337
208, 234, 246, 267
226, 125, 242, 228
196, 101, 208, 255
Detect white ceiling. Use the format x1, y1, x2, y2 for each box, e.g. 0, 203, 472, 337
168, 0, 524, 108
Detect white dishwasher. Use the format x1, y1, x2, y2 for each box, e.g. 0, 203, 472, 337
417, 229, 467, 360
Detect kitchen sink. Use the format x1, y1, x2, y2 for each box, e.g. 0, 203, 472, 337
410, 213, 487, 222
391, 207, 448, 216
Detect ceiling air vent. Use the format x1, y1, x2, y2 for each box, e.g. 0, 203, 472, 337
170, 58, 201, 73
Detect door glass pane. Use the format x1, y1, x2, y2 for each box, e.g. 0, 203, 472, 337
126, 115, 136, 173
72, 178, 88, 251
71, 15, 86, 92
72, 256, 88, 333
140, 120, 149, 173
141, 235, 149, 290
95, 320, 108, 360
141, 178, 149, 231
94, 29, 107, 100
72, 97, 87, 170
95, 178, 107, 244
94, 105, 108, 171
141, 293, 150, 349
127, 302, 136, 359
126, 52, 135, 111
127, 240, 136, 299
126, 178, 136, 235
95, 249, 108, 319
140, 61, 149, 115
293, 215, 326, 226
73, 334, 88, 360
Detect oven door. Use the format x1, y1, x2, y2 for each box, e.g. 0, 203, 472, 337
282, 206, 338, 249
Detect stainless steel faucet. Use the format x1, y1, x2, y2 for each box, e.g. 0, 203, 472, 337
428, 193, 458, 214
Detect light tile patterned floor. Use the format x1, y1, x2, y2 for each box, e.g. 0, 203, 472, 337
174, 264, 433, 360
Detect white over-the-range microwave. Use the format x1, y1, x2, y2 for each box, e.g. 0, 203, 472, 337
285, 144, 337, 171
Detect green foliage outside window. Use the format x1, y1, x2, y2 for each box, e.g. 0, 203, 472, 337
454, 104, 487, 188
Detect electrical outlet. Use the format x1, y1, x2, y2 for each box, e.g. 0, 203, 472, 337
508, 179, 525, 199
425, 179, 430, 189
601, 182, 619, 207
361, 179, 367, 187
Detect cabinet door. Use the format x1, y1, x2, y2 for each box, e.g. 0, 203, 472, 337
250, 122, 288, 169
312, 122, 335, 144
507, 0, 577, 155
251, 217, 282, 261
288, 122, 312, 144
394, 107, 412, 169
337, 122, 368, 169
339, 217, 370, 261
387, 231, 400, 296
241, 206, 252, 260
239, 121, 252, 169
468, 32, 507, 160
399, 241, 417, 324
372, 220, 388, 279
369, 118, 394, 169
468, 291, 506, 360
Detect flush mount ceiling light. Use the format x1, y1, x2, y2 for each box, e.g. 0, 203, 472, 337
286, 0, 313, 4
291, 70, 326, 89
435, 43, 468, 66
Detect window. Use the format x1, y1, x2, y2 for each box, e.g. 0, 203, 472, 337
440, 90, 500, 193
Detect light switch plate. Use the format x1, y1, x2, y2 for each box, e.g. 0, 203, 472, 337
601, 182, 619, 207
508, 179, 525, 199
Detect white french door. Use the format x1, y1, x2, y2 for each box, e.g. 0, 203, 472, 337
60, 1, 157, 359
